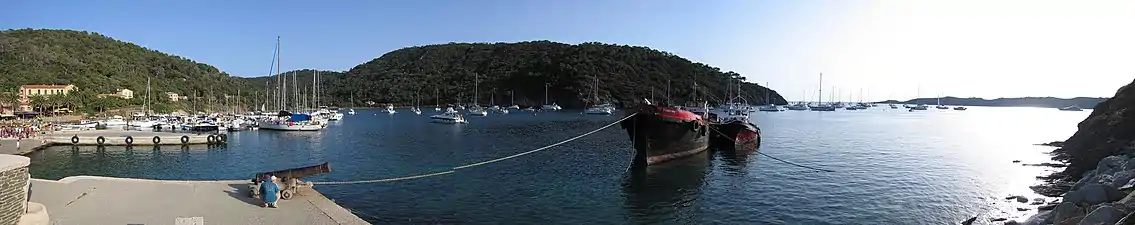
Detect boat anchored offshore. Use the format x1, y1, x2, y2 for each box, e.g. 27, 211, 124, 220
1059, 105, 1084, 111
706, 112, 761, 153
431, 108, 467, 124
620, 100, 711, 167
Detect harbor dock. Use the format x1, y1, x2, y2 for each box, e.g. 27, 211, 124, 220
28, 176, 369, 225
41, 130, 226, 146
0, 146, 373, 225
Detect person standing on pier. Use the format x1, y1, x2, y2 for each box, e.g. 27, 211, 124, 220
260, 175, 280, 208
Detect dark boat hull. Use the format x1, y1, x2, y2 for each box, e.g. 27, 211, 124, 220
709, 121, 761, 152
621, 105, 711, 166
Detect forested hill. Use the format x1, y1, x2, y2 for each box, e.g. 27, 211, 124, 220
335, 41, 786, 108
877, 97, 1108, 108
0, 29, 785, 110
0, 29, 248, 99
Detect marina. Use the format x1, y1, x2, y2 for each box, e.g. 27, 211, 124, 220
12, 107, 1088, 224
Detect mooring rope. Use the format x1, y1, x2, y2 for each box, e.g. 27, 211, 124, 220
310, 112, 638, 185
707, 126, 835, 172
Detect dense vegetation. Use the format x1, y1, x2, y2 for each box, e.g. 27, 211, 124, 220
336, 41, 785, 108
876, 97, 1108, 108
0, 29, 785, 114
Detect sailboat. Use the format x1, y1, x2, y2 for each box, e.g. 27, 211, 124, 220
934, 94, 949, 109
467, 73, 488, 116
258, 37, 324, 131
810, 73, 836, 111
434, 88, 442, 111
910, 86, 928, 111
585, 76, 613, 115
757, 82, 782, 112
507, 90, 520, 110
489, 92, 509, 114
540, 83, 562, 111
411, 92, 422, 115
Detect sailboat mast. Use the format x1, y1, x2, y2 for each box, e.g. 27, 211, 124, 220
144, 76, 150, 114
312, 70, 317, 108
474, 73, 479, 106
818, 73, 823, 104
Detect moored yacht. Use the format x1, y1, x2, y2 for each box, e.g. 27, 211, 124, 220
467, 106, 488, 116
1059, 105, 1084, 111
786, 103, 809, 111
758, 104, 782, 112
385, 104, 397, 114
258, 112, 325, 131
584, 105, 614, 115
431, 108, 467, 124
953, 106, 967, 111
541, 103, 562, 111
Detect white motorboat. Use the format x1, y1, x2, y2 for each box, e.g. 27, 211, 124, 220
507, 105, 520, 110
489, 106, 509, 114
786, 103, 809, 111
100, 116, 128, 128
431, 109, 467, 124
1059, 105, 1084, 111
385, 104, 397, 114
757, 104, 782, 112
411, 107, 422, 115
541, 103, 562, 111
328, 108, 345, 120
584, 106, 613, 115
910, 104, 929, 110
435, 107, 441, 111
467, 106, 488, 116
347, 109, 356, 115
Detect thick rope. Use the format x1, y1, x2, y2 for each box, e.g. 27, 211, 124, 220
707, 125, 834, 172
310, 112, 638, 185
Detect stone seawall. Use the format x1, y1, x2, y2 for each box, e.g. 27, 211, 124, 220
0, 155, 31, 225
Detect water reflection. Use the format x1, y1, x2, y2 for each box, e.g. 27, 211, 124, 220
623, 151, 712, 224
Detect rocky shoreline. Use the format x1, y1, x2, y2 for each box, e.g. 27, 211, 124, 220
985, 78, 1135, 225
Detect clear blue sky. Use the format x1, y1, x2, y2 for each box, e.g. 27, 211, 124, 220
4, 0, 1133, 101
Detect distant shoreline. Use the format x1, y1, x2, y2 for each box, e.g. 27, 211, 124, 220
869, 97, 1107, 109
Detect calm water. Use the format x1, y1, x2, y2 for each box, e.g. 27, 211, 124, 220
26, 107, 1092, 224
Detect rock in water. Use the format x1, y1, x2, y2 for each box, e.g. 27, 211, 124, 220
1080, 205, 1125, 225
961, 216, 977, 225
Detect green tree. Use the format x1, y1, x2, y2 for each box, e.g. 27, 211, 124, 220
0, 92, 17, 113
27, 95, 46, 114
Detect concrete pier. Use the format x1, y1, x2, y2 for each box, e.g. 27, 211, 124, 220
29, 176, 370, 225
41, 130, 227, 146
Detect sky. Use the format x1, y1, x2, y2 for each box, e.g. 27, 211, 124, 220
3, 0, 1134, 101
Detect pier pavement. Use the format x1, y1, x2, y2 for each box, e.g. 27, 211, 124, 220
29, 176, 370, 225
